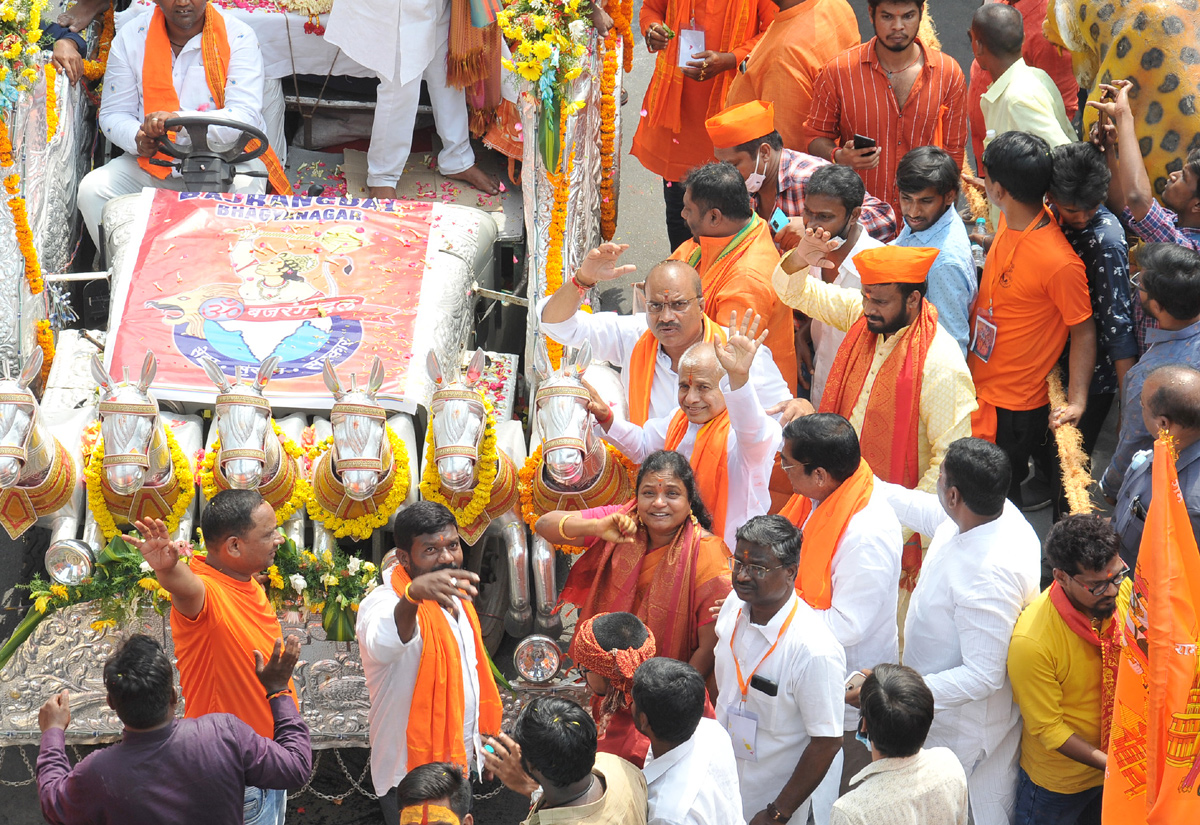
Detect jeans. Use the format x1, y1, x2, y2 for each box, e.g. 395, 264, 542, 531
1013, 767, 1102, 825
243, 786, 287, 825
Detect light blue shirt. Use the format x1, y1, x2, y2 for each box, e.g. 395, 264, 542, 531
893, 206, 977, 357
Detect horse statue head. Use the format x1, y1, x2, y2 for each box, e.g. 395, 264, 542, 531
426, 348, 488, 493
531, 338, 603, 489
0, 349, 48, 489
322, 355, 390, 501
91, 351, 167, 496
201, 355, 281, 489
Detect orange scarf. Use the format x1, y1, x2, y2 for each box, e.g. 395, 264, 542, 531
820, 301, 938, 489
1049, 581, 1119, 749
664, 409, 731, 542
627, 315, 726, 426
140, 7, 291, 195
389, 565, 503, 771
644, 0, 757, 133
786, 458, 874, 609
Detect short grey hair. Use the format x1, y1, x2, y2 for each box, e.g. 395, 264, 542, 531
735, 515, 801, 565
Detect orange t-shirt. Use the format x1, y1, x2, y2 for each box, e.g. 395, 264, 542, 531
967, 214, 1092, 411
170, 557, 293, 738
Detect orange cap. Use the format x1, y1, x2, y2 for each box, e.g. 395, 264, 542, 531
705, 101, 775, 149
853, 246, 940, 285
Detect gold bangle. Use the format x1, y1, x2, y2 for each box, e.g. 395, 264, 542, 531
403, 582, 420, 605
558, 514, 574, 540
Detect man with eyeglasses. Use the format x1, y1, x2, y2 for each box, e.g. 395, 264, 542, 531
1006, 515, 1126, 825
713, 515, 845, 825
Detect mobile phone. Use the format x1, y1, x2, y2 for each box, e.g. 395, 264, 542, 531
852, 134, 877, 151
749, 674, 778, 696
846, 670, 867, 691
769, 207, 789, 234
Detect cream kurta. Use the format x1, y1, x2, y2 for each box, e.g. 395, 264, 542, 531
773, 267, 977, 493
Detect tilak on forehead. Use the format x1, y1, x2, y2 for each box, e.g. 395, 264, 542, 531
399, 804, 460, 825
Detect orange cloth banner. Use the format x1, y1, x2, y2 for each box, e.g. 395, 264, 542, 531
1103, 437, 1200, 823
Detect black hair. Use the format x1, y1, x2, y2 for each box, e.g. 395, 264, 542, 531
732, 131, 784, 156
868, 0, 925, 12
591, 612, 650, 651
1049, 143, 1111, 210
1136, 242, 1200, 322
1044, 513, 1121, 576
201, 489, 268, 549
393, 500, 459, 553
807, 164, 866, 215
970, 2, 1024, 57
981, 131, 1055, 205
735, 514, 802, 566
941, 437, 1010, 517
104, 634, 174, 729
897, 281, 930, 301
637, 450, 714, 530
896, 146, 960, 198
859, 663, 934, 758
1187, 149, 1200, 199
781, 413, 861, 483
396, 763, 471, 821
1145, 365, 1200, 429
513, 697, 597, 787
683, 162, 754, 221
631, 658, 705, 747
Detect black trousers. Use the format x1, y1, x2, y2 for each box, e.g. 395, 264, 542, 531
663, 178, 690, 252
995, 404, 1052, 505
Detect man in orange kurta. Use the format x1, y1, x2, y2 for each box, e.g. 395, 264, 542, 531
633, 0, 777, 250
669, 160, 797, 393
725, 0, 860, 152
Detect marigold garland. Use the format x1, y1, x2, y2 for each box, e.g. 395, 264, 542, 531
8, 194, 42, 294
35, 319, 53, 385
598, 31, 619, 242
419, 398, 500, 528
518, 443, 638, 554
305, 425, 410, 541
85, 428, 196, 543
610, 0, 634, 73
199, 421, 307, 524
544, 106, 571, 370
0, 119, 12, 167
83, 6, 115, 83
44, 63, 58, 143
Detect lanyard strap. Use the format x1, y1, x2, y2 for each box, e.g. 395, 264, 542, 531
986, 206, 1050, 315
730, 599, 800, 698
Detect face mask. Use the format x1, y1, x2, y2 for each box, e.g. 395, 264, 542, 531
745, 152, 767, 194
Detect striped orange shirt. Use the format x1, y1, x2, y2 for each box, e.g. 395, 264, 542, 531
804, 37, 968, 216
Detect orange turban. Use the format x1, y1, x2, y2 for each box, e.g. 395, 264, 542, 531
706, 100, 775, 149
853, 246, 940, 286
569, 613, 656, 737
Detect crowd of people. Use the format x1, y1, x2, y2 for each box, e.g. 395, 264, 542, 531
24, 0, 1200, 823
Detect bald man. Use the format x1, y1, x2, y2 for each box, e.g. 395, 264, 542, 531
1114, 364, 1200, 567
538, 243, 795, 425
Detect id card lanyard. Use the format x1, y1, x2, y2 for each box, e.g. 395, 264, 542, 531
729, 599, 799, 706
984, 205, 1050, 318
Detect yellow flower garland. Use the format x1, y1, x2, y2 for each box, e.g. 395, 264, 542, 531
44, 63, 57, 143
305, 425, 410, 541
83, 7, 115, 83
419, 398, 499, 528
199, 421, 307, 524
84, 427, 196, 543
35, 319, 53, 385
598, 32, 618, 242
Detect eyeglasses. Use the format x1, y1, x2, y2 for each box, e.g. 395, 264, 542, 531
1072, 563, 1130, 597
1128, 270, 1142, 290
728, 557, 783, 579
645, 297, 700, 315
780, 460, 810, 474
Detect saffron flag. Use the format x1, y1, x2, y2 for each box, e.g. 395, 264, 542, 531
1103, 437, 1200, 823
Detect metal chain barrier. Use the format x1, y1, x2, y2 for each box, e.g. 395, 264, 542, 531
0, 745, 38, 787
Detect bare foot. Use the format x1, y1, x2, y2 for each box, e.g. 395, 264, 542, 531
369, 186, 397, 200
446, 165, 500, 196
57, 0, 110, 32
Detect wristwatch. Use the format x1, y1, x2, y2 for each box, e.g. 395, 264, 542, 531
766, 802, 792, 823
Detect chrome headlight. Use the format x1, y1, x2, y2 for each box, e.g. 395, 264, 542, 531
45, 540, 97, 585
513, 635, 562, 684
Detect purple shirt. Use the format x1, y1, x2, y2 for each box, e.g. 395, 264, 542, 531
37, 696, 312, 825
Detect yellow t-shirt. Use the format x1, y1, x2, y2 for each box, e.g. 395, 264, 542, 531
1007, 587, 1108, 793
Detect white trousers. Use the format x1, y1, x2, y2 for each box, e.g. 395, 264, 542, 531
809, 745, 845, 825
263, 77, 287, 166
366, 4, 473, 186
78, 153, 266, 246
964, 724, 1021, 825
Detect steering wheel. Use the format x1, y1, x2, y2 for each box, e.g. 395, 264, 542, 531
151, 115, 271, 192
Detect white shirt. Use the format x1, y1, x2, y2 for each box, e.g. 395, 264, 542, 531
326, 0, 444, 83
831, 747, 969, 825
537, 298, 793, 420
644, 718, 746, 825
803, 481, 902, 729
809, 231, 883, 408
881, 484, 1041, 772
604, 380, 782, 549
100, 8, 266, 159
356, 574, 484, 796
714, 592, 846, 824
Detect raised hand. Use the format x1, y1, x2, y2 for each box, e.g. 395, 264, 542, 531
254, 635, 302, 695
1087, 80, 1132, 123
715, 310, 766, 390
126, 518, 191, 574
578, 243, 636, 286
581, 379, 614, 429
792, 224, 840, 270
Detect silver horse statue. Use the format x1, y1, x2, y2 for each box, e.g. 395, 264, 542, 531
309, 355, 418, 555
425, 348, 540, 644
0, 350, 82, 543
199, 355, 307, 547
89, 351, 201, 542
